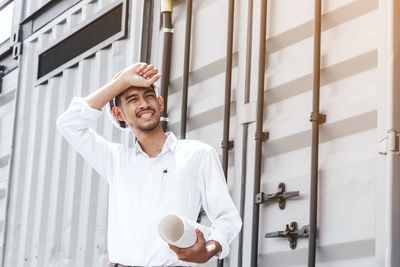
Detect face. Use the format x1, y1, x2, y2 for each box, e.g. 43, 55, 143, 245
112, 87, 164, 132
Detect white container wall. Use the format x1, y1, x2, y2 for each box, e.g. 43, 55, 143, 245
3, 0, 145, 266
0, 68, 18, 266
1, 0, 400, 266
152, 0, 398, 266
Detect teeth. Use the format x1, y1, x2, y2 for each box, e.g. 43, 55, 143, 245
141, 113, 152, 118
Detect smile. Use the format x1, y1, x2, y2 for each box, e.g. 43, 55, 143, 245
138, 110, 155, 120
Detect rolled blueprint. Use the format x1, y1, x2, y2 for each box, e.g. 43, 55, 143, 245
158, 214, 211, 248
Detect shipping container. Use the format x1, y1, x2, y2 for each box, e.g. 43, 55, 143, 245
0, 0, 399, 266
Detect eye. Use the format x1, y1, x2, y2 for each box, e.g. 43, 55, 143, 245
146, 94, 156, 99
128, 98, 137, 103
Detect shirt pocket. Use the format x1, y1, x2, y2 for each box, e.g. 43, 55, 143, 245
158, 169, 196, 216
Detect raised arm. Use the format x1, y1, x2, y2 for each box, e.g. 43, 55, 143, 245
56, 63, 161, 183
84, 63, 162, 110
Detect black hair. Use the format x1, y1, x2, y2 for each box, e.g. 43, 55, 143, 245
110, 84, 156, 128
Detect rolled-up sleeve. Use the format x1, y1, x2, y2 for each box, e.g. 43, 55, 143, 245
56, 96, 119, 184
199, 147, 242, 259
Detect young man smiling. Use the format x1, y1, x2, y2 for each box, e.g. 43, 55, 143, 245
56, 63, 242, 267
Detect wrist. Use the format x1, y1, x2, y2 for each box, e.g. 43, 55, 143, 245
112, 74, 131, 95
117, 73, 131, 89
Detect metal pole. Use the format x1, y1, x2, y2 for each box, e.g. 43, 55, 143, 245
307, 0, 322, 266
140, 0, 154, 63
219, 0, 235, 266
160, 0, 173, 131
238, 0, 253, 266
180, 0, 193, 139
221, 0, 235, 173
384, 0, 400, 265
250, 0, 267, 266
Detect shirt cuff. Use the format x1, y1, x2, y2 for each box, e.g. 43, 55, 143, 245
70, 96, 103, 121
207, 231, 229, 260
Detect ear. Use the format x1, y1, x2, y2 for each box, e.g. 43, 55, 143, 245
158, 96, 165, 111
112, 106, 125, 121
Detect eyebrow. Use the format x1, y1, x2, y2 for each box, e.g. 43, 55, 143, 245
125, 93, 139, 101
143, 88, 156, 95
124, 88, 155, 101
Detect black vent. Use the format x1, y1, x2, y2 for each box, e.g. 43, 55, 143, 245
37, 3, 124, 79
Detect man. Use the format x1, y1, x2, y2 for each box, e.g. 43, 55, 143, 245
56, 63, 242, 267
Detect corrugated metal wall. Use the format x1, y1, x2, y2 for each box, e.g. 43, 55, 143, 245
255, 0, 380, 265
0, 68, 18, 266
2, 0, 399, 266
255, 0, 379, 265
4, 0, 144, 266
152, 0, 384, 266
24, 0, 54, 19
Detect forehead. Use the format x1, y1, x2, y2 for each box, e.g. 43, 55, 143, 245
121, 86, 155, 98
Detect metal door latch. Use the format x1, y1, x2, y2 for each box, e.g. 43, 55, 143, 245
221, 140, 234, 150
309, 112, 326, 124
265, 222, 309, 249
255, 131, 269, 142
255, 183, 299, 209
379, 129, 400, 154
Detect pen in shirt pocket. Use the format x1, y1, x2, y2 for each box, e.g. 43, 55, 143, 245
161, 168, 168, 184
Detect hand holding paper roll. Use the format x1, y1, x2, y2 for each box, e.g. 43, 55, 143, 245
158, 214, 221, 263
158, 214, 211, 248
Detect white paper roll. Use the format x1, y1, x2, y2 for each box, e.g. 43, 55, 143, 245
158, 214, 211, 248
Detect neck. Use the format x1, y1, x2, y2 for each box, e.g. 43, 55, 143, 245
134, 125, 167, 158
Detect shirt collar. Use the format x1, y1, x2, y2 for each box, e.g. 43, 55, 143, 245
163, 131, 178, 152
133, 131, 177, 155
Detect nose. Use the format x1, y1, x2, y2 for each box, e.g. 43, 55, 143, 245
136, 96, 152, 111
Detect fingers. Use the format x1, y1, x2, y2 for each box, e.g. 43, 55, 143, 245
147, 73, 162, 85
124, 62, 155, 75
115, 63, 161, 88
136, 63, 148, 73
168, 232, 207, 263
169, 244, 190, 261
168, 244, 182, 254
136, 63, 154, 77
141, 64, 154, 75
137, 64, 160, 79
143, 68, 158, 78
195, 228, 206, 244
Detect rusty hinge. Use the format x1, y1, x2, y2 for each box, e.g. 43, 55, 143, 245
379, 129, 400, 155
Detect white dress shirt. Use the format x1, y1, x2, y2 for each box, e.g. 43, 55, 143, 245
56, 97, 242, 266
